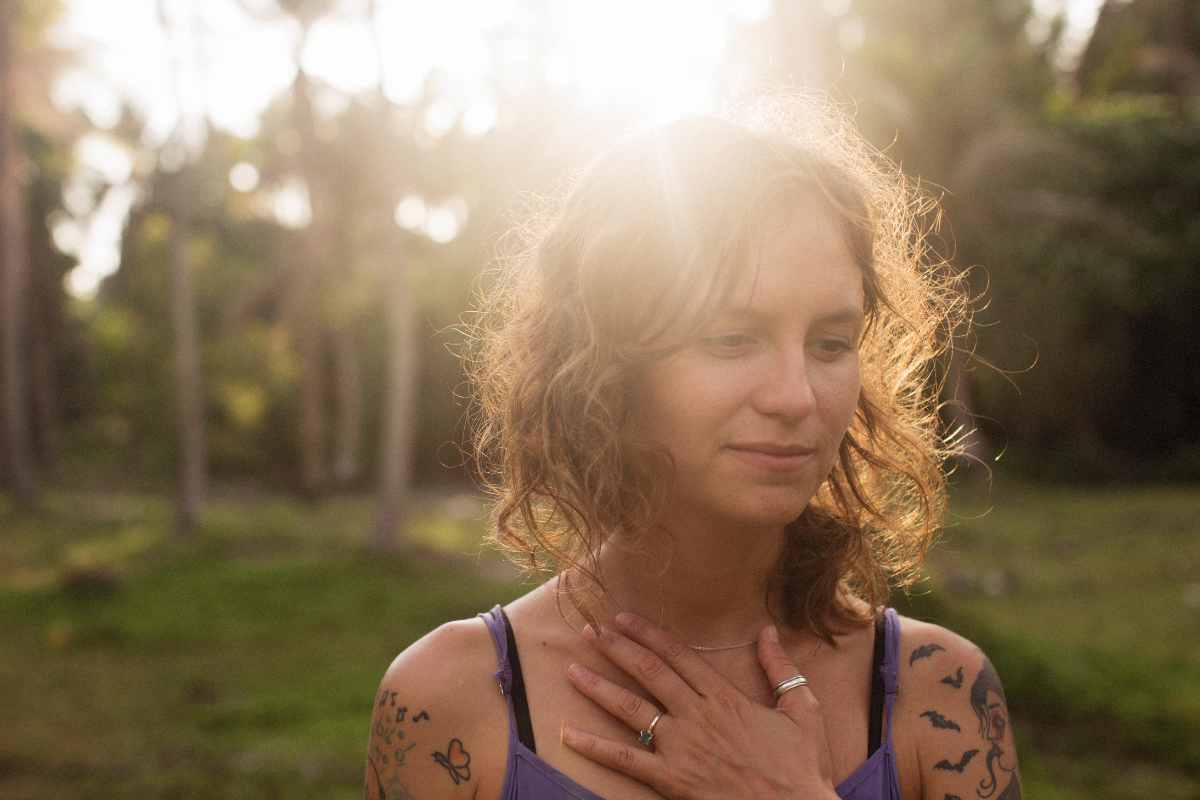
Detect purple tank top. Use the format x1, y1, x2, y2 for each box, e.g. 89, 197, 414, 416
478, 606, 903, 800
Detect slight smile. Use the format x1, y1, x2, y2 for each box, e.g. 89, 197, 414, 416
725, 442, 817, 472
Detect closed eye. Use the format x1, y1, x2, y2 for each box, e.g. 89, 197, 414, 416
702, 333, 756, 355
812, 338, 854, 359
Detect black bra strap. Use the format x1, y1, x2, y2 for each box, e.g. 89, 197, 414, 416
867, 612, 886, 756
499, 608, 538, 752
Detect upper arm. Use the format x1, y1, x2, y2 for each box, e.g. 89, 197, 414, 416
902, 622, 1023, 800
364, 619, 502, 800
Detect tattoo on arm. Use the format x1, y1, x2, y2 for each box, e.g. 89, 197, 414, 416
920, 709, 962, 732
431, 737, 473, 785
969, 659, 1022, 799
940, 666, 965, 688
366, 691, 435, 800
910, 642, 947, 665
934, 748, 978, 773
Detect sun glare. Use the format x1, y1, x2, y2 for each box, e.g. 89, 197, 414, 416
52, 0, 1101, 300
545, 0, 736, 123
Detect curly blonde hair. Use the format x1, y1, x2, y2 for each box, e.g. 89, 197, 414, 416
465, 95, 969, 643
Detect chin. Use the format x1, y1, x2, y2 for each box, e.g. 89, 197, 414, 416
726, 489, 814, 529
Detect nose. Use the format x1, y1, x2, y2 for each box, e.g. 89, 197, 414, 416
751, 348, 817, 421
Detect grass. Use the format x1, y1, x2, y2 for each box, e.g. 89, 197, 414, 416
0, 481, 1197, 798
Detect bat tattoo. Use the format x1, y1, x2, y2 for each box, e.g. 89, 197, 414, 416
920, 709, 962, 732
940, 666, 965, 688
413, 710, 431, 723
934, 749, 979, 773
910, 643, 946, 665
432, 738, 472, 785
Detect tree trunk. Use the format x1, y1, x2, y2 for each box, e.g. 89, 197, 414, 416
288, 67, 330, 498
0, 4, 35, 506
168, 170, 207, 535
373, 264, 417, 551
331, 324, 362, 486
29, 273, 58, 470
297, 319, 327, 497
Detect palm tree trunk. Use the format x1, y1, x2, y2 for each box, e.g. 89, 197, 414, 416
0, 4, 35, 506
373, 264, 417, 551
331, 325, 363, 486
168, 171, 207, 535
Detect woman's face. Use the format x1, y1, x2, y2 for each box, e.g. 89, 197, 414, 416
630, 196, 864, 531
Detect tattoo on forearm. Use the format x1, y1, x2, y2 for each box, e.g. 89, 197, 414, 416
920, 709, 962, 732
941, 666, 965, 688
414, 710, 431, 723
432, 737, 473, 785
910, 643, 946, 665
969, 659, 1021, 799
934, 748, 978, 773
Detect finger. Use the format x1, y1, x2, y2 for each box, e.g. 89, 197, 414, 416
584, 623, 696, 712
757, 624, 820, 719
613, 611, 728, 698
566, 662, 661, 734
561, 724, 668, 794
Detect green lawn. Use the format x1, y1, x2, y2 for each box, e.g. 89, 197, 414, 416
0, 483, 1196, 798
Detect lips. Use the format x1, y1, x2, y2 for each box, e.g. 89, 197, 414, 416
725, 442, 817, 472
728, 442, 817, 456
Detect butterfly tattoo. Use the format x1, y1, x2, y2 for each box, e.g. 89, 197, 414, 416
432, 738, 472, 785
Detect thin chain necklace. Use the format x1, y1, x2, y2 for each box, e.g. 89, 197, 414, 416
688, 637, 759, 652
562, 571, 764, 653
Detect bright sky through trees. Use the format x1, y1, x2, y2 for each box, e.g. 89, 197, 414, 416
49, 0, 1104, 298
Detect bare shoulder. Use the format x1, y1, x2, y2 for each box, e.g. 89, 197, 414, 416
895, 615, 1023, 800
364, 616, 509, 800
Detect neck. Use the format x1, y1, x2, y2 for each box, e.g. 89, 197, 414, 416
583, 511, 790, 649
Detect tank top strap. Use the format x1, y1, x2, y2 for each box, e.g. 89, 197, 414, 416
880, 607, 901, 745
478, 605, 518, 733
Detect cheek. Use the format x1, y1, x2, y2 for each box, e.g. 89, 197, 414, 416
818, 362, 862, 433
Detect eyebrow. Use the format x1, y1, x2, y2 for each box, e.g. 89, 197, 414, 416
715, 306, 865, 326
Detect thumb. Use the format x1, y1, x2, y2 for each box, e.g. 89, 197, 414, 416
757, 624, 819, 717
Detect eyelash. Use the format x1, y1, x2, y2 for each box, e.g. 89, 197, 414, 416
701, 334, 855, 359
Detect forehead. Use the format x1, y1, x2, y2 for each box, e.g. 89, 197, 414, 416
721, 198, 864, 318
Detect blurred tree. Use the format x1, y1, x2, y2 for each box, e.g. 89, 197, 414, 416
0, 0, 71, 504
0, 0, 35, 505
1077, 0, 1200, 102
156, 0, 210, 535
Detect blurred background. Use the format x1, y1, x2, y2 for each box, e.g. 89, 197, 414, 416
0, 0, 1197, 797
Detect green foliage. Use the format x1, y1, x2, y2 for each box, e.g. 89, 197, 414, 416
1, 486, 1197, 798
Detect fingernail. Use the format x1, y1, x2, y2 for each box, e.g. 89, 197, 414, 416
767, 624, 780, 643
566, 662, 588, 680
582, 624, 598, 640
615, 611, 635, 627
561, 724, 579, 746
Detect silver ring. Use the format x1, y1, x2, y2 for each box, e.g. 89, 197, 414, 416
637, 712, 663, 747
772, 674, 809, 699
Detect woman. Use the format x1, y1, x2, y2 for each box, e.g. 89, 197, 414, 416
364, 98, 1022, 800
